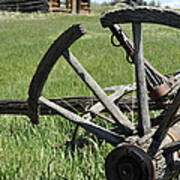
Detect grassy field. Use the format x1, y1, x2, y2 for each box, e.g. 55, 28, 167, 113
0, 9, 179, 179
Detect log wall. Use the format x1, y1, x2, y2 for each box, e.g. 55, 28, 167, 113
0, 0, 49, 12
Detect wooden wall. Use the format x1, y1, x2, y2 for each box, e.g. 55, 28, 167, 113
0, 0, 49, 12
50, 0, 90, 14
0, 0, 90, 14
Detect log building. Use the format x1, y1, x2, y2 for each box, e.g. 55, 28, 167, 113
0, 0, 91, 14
0, 0, 49, 13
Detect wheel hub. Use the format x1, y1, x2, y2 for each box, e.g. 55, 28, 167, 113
105, 144, 155, 180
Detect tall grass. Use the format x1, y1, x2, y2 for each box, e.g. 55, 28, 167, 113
0, 12, 179, 179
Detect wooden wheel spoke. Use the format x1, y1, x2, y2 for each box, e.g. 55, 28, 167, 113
82, 83, 136, 123
39, 96, 124, 146
132, 22, 151, 136
63, 49, 135, 135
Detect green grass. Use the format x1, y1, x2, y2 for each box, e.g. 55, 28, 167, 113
0, 11, 179, 179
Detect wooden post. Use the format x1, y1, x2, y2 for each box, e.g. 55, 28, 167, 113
71, 0, 76, 14
87, 0, 90, 13
132, 23, 151, 136
77, 0, 80, 14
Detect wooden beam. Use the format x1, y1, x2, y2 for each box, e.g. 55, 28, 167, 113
0, 95, 168, 115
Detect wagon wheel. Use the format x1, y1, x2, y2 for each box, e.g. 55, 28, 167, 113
101, 6, 180, 180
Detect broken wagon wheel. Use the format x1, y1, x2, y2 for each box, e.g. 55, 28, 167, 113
28, 24, 135, 145
28, 24, 86, 125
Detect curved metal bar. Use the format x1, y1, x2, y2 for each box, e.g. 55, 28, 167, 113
28, 24, 86, 124
101, 6, 180, 29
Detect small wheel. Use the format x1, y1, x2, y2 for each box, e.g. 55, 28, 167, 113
105, 144, 155, 180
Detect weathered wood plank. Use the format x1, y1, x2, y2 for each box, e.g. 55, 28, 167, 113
101, 6, 180, 29
0, 96, 168, 115
0, 97, 98, 115
72, 0, 77, 14
0, 0, 47, 3
81, 83, 136, 126
0, 0, 49, 12
0, 0, 47, 6
105, 24, 173, 100
0, 5, 49, 12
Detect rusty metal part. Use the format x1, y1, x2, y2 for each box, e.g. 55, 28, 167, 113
88, 110, 116, 124
149, 83, 172, 100
149, 77, 178, 101
168, 126, 180, 142
111, 34, 121, 47
105, 144, 155, 180
168, 126, 180, 157
107, 24, 178, 101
